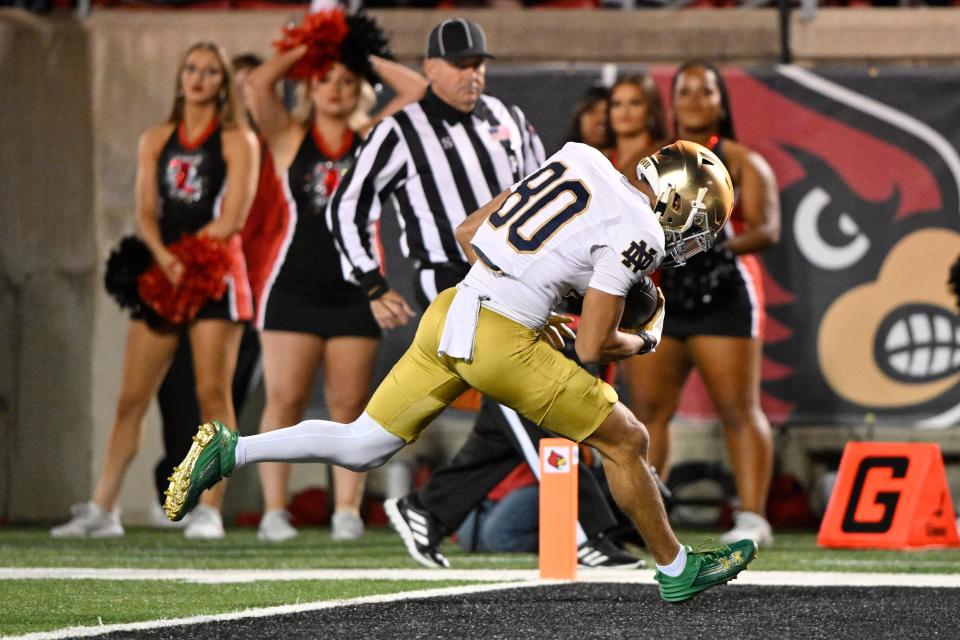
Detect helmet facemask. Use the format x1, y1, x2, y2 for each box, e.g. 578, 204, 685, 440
637, 142, 733, 269
657, 187, 714, 267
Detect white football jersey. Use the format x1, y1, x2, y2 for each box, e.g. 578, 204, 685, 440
464, 142, 665, 329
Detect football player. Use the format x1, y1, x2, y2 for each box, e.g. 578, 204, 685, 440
164, 140, 758, 603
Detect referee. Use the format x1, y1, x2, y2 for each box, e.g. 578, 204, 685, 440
328, 17, 542, 326
330, 18, 637, 569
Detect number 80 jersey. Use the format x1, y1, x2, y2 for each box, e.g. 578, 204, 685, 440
465, 142, 666, 329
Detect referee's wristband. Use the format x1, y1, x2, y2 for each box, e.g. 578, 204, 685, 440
359, 270, 390, 301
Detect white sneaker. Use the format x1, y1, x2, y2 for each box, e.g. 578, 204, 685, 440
183, 505, 224, 540
258, 510, 298, 542
331, 511, 364, 541
149, 501, 189, 530
50, 502, 124, 538
719, 510, 774, 548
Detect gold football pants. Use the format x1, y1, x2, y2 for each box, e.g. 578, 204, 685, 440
367, 288, 618, 443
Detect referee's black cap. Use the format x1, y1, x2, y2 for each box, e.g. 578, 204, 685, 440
426, 18, 495, 62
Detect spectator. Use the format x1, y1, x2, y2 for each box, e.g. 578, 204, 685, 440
456, 463, 538, 553
455, 455, 647, 561
564, 83, 610, 149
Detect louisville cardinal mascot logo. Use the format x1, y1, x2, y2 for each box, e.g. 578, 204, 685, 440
547, 450, 567, 471
654, 65, 960, 426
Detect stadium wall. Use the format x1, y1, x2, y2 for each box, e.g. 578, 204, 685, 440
2, 7, 960, 523
0, 12, 95, 522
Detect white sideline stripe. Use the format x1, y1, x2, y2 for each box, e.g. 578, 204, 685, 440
0, 568, 537, 583
0, 581, 545, 640
3, 567, 960, 588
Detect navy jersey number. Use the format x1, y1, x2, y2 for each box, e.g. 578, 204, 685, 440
488, 161, 591, 253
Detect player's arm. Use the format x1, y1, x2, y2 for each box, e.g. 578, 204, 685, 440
454, 189, 511, 264
577, 227, 664, 363
575, 287, 650, 364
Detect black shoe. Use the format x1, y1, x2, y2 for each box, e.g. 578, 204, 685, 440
578, 533, 646, 569
384, 496, 450, 568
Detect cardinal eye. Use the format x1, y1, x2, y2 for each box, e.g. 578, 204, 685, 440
794, 186, 870, 270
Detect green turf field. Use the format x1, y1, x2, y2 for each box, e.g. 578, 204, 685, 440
3, 526, 959, 572
1, 526, 958, 636
0, 579, 476, 636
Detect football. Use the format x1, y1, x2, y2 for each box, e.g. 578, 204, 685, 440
619, 275, 659, 331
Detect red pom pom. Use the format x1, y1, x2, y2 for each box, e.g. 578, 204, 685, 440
274, 10, 349, 81
138, 234, 232, 325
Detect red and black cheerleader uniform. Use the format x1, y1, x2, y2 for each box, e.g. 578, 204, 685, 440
252, 127, 380, 338
241, 137, 287, 306
156, 119, 254, 323
659, 137, 765, 339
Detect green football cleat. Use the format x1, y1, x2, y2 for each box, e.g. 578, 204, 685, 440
163, 421, 237, 522
655, 539, 758, 603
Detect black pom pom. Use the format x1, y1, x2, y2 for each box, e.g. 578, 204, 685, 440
104, 235, 151, 310
342, 11, 394, 84
103, 235, 163, 326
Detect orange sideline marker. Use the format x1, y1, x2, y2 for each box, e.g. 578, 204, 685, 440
818, 442, 960, 549
539, 438, 578, 580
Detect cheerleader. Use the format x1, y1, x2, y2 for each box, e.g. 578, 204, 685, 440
52, 42, 258, 540
621, 61, 781, 547
244, 11, 426, 541
563, 84, 610, 149
605, 73, 669, 177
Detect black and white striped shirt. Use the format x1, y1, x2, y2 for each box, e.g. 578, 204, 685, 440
328, 88, 545, 296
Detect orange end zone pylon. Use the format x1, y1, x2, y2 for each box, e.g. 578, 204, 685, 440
818, 442, 960, 549
539, 438, 578, 580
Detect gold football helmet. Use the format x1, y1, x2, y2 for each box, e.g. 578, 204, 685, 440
637, 140, 734, 267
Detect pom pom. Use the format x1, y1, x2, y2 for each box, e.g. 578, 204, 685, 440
104, 235, 164, 326
274, 9, 350, 81
104, 235, 153, 310
137, 234, 231, 325
342, 11, 395, 84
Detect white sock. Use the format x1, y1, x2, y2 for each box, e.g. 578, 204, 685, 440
236, 412, 404, 472
234, 438, 247, 467
656, 545, 687, 577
